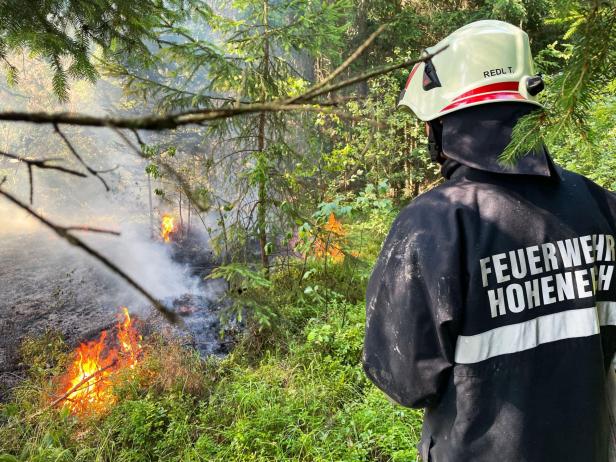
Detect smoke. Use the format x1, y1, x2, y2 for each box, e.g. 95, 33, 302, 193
0, 56, 211, 319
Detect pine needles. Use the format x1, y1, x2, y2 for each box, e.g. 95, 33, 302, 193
500, 0, 616, 166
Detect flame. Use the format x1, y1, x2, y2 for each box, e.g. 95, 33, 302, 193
59, 307, 142, 414
314, 213, 345, 263
161, 214, 176, 243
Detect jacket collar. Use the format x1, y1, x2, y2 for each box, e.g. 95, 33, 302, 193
440, 103, 552, 177
448, 154, 562, 183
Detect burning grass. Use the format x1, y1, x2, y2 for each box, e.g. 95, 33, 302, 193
0, 288, 423, 461
0, 215, 422, 461
58, 308, 142, 415
313, 212, 346, 263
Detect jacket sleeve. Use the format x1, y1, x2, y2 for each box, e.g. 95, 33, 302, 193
362, 203, 463, 408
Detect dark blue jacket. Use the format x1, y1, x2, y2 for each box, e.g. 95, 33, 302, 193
363, 159, 616, 462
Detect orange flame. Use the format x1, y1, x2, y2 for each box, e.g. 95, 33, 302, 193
314, 213, 346, 263
160, 214, 175, 242
59, 307, 142, 414
161, 214, 176, 243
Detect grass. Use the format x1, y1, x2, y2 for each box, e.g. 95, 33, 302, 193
0, 211, 423, 462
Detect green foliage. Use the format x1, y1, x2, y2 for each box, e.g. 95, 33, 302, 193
323, 49, 439, 200
501, 0, 616, 180
0, 211, 420, 461
0, 0, 189, 100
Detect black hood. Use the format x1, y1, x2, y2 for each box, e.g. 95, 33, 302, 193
440, 103, 551, 177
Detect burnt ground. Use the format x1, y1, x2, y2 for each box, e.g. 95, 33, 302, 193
0, 231, 232, 400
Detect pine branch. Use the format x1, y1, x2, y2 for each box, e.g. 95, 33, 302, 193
499, 111, 547, 165
501, 3, 616, 165
0, 51, 442, 130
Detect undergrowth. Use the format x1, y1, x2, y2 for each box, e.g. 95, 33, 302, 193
0, 190, 423, 462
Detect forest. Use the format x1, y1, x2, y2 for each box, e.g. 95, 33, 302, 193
0, 0, 614, 460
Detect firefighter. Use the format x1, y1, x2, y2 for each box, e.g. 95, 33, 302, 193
362, 20, 616, 462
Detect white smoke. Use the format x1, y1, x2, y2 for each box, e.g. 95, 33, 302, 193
0, 56, 209, 317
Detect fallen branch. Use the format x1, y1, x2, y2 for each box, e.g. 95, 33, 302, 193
49, 360, 117, 410
0, 184, 181, 324
21, 360, 118, 423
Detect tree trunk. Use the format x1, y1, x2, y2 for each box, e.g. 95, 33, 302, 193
257, 0, 270, 275
147, 173, 154, 238
356, 0, 369, 97
178, 190, 183, 233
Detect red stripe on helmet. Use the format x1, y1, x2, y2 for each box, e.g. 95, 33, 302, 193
404, 63, 421, 89
452, 82, 519, 101
441, 91, 526, 112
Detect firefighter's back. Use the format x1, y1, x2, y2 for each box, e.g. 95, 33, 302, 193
423, 164, 616, 462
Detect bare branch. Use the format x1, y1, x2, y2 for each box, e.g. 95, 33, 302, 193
53, 124, 111, 191
50, 360, 117, 410
0, 151, 87, 177
20, 360, 118, 423
294, 46, 448, 102
0, 150, 89, 204
0, 184, 181, 325
64, 225, 121, 235
286, 24, 388, 104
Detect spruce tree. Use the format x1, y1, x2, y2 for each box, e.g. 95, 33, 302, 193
107, 0, 350, 270
501, 0, 616, 177
0, 0, 190, 100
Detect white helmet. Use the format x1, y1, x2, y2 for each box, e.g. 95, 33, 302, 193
398, 20, 544, 121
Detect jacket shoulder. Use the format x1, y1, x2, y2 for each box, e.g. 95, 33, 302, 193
393, 178, 478, 229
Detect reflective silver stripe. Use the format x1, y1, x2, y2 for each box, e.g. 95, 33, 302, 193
598, 301, 616, 326
455, 307, 600, 364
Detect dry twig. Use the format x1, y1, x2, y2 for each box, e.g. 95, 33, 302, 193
0, 151, 87, 203
54, 124, 111, 191
17, 361, 118, 424
48, 360, 117, 410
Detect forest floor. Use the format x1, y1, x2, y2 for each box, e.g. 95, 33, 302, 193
0, 231, 231, 400
0, 214, 425, 461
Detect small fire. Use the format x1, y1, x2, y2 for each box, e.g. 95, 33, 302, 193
161, 214, 176, 243
314, 213, 346, 263
59, 307, 142, 414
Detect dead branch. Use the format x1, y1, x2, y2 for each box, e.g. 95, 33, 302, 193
64, 225, 121, 235
49, 360, 117, 410
286, 24, 388, 104
54, 124, 111, 191
0, 184, 181, 325
19, 360, 118, 423
0, 151, 88, 204
0, 151, 87, 177
293, 46, 448, 102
